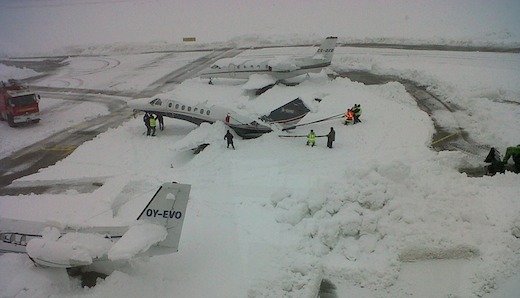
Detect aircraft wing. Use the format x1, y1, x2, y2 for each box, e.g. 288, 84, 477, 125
269, 57, 298, 72
171, 121, 227, 152
242, 74, 278, 90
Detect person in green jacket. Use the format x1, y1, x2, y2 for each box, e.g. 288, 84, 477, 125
306, 130, 316, 147
503, 144, 520, 172
351, 104, 362, 123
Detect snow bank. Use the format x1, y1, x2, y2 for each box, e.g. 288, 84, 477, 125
0, 64, 39, 82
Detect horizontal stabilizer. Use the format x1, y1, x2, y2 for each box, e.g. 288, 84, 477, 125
108, 223, 167, 261
27, 238, 93, 268
260, 98, 310, 126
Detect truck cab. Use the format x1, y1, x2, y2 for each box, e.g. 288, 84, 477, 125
0, 80, 40, 127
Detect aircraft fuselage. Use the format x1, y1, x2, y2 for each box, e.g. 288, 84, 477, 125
199, 58, 331, 80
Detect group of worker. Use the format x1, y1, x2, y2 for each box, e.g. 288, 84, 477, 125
306, 127, 336, 148
143, 112, 164, 136
485, 145, 520, 175
223, 103, 363, 149
305, 104, 363, 148
344, 104, 362, 125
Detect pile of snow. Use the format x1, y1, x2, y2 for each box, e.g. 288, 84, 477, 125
26, 228, 113, 266
0, 64, 38, 82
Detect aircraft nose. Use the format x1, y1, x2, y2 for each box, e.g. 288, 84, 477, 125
127, 98, 148, 109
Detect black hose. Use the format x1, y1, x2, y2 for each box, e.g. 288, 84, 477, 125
282, 113, 344, 131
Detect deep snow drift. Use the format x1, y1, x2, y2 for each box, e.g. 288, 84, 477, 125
0, 43, 519, 297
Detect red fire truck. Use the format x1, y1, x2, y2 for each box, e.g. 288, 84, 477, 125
0, 80, 40, 127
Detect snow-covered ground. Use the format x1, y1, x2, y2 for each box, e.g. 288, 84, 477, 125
0, 42, 519, 297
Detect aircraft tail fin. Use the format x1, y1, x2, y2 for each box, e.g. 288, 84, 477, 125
136, 182, 191, 251
312, 36, 338, 62
260, 98, 310, 127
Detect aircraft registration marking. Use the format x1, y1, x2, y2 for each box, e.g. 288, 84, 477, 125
146, 209, 183, 219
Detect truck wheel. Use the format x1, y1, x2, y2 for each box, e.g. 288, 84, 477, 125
7, 114, 15, 127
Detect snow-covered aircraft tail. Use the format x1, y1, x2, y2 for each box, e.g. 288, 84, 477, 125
136, 182, 191, 252
0, 182, 191, 268
311, 36, 337, 62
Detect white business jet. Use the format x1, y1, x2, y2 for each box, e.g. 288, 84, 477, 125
199, 36, 338, 88
0, 182, 190, 268
128, 96, 310, 139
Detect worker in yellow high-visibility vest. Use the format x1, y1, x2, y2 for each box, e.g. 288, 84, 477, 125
306, 130, 316, 147
149, 114, 157, 136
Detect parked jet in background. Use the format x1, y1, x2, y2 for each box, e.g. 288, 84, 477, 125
128, 96, 310, 139
199, 36, 338, 87
0, 182, 190, 268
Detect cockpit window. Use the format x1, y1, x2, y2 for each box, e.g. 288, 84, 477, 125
150, 98, 162, 106
210, 65, 221, 69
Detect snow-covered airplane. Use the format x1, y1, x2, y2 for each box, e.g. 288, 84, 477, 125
128, 96, 310, 139
198, 36, 338, 87
0, 182, 190, 268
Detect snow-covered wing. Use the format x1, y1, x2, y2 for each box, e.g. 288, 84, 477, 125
171, 122, 228, 152
242, 73, 278, 90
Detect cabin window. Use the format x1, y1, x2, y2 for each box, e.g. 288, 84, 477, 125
237, 65, 240, 69
250, 65, 253, 68
188, 107, 191, 112
175, 104, 179, 109
200, 109, 204, 114
257, 65, 260, 68
206, 110, 211, 116
181, 105, 185, 110
168, 103, 172, 108
194, 108, 198, 112
2, 234, 13, 243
